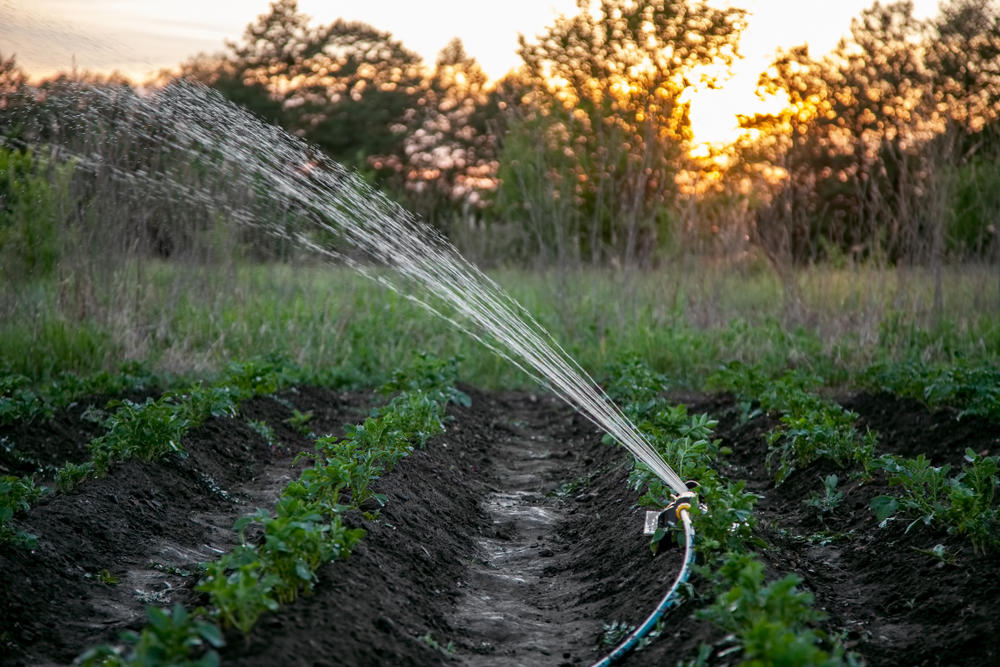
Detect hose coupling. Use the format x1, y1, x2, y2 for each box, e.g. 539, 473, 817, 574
643, 491, 701, 536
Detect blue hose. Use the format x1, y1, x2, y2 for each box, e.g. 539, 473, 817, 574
590, 509, 696, 667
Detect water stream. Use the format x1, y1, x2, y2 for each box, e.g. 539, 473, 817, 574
6, 80, 686, 494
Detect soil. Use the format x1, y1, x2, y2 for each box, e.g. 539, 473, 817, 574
1, 386, 998, 666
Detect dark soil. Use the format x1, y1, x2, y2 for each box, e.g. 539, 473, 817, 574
0, 387, 371, 665
685, 390, 1000, 666
2, 386, 999, 666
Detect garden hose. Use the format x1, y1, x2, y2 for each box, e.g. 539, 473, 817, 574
590, 495, 697, 667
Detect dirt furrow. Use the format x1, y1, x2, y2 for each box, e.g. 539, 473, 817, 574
218, 389, 684, 666
449, 408, 605, 666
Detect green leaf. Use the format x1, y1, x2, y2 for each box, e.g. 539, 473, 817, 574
196, 621, 225, 649
870, 495, 899, 522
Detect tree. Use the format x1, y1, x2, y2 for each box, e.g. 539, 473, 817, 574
213, 0, 424, 181
742, 2, 946, 264
393, 38, 503, 227
502, 0, 746, 266
290, 18, 424, 170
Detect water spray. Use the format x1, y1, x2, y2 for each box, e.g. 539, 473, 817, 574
5, 80, 700, 661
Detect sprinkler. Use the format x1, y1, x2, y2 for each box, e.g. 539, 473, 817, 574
591, 490, 701, 667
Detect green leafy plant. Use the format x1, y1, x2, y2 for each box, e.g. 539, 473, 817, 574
864, 360, 1000, 420
77, 353, 462, 661
805, 474, 844, 515
601, 620, 636, 648
698, 553, 845, 666
197, 555, 279, 633
55, 461, 96, 492
286, 409, 313, 435
872, 449, 999, 551
0, 475, 46, 546
246, 419, 278, 448
76, 604, 224, 667
604, 356, 855, 664
420, 632, 456, 656
88, 398, 191, 472
237, 498, 359, 602
710, 361, 877, 483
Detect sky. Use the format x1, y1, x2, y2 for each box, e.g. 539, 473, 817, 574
0, 0, 943, 144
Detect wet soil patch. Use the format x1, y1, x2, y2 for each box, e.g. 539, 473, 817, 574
0, 387, 370, 666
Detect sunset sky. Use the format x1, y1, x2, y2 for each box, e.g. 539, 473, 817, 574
1, 0, 944, 144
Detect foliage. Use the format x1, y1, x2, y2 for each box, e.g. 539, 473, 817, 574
76, 604, 224, 667
743, 0, 1000, 264
601, 620, 636, 648
83, 352, 464, 662
872, 448, 999, 551
0, 475, 45, 547
709, 361, 877, 482
0, 147, 70, 278
0, 357, 304, 544
805, 474, 844, 515
0, 361, 164, 427
506, 0, 746, 265
286, 409, 313, 435
602, 356, 854, 663
698, 553, 846, 666
863, 359, 1000, 420
88, 398, 192, 471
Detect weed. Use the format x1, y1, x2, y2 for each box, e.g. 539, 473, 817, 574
420, 632, 456, 656
246, 420, 278, 448
912, 543, 957, 565
805, 474, 845, 515
96, 569, 119, 585
286, 409, 313, 435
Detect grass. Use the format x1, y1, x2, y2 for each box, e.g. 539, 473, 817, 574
2, 260, 997, 392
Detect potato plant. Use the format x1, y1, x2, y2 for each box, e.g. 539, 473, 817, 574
0, 357, 310, 543
0, 361, 165, 427
708, 361, 877, 482
872, 448, 1000, 552
604, 357, 855, 664
77, 355, 465, 663
863, 360, 1000, 420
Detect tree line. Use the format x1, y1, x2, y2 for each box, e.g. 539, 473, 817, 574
2, 0, 999, 269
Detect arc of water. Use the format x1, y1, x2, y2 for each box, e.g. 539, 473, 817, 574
23, 81, 690, 496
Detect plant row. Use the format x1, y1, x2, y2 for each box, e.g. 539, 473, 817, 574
77, 355, 467, 666
0, 357, 311, 547
707, 360, 1000, 553
0, 361, 166, 426
707, 361, 878, 482
604, 357, 855, 665
862, 359, 1000, 421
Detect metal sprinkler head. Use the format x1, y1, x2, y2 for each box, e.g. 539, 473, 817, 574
643, 490, 702, 536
